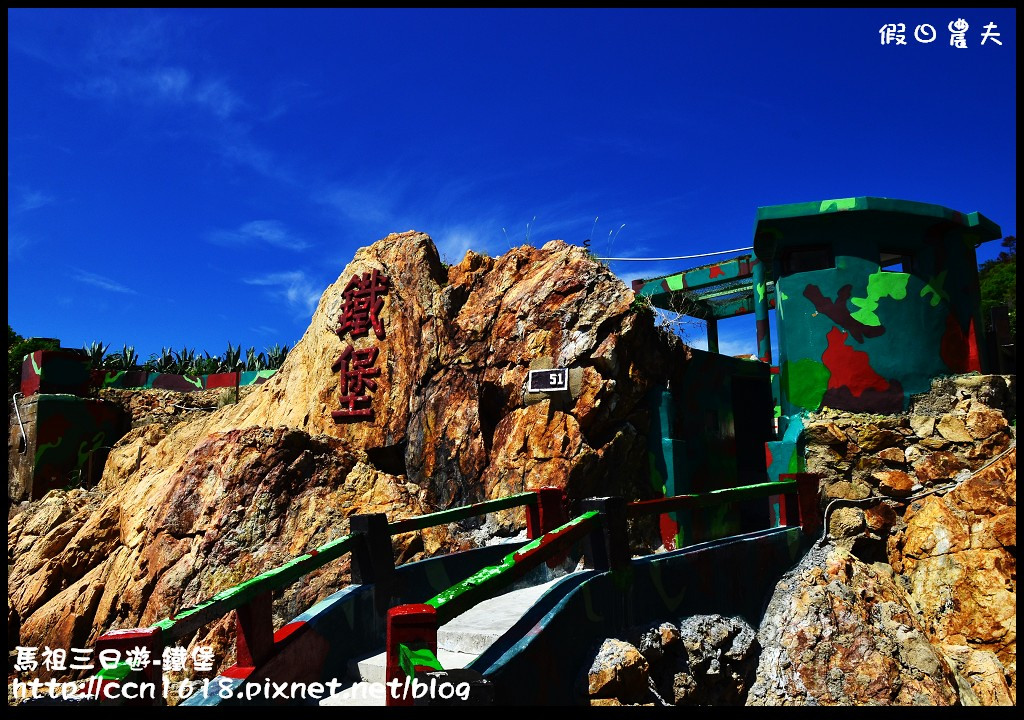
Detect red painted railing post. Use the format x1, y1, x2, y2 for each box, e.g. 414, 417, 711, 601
235, 590, 274, 669
93, 626, 164, 705
386, 604, 437, 707
780, 473, 823, 537
526, 486, 567, 539
580, 496, 630, 573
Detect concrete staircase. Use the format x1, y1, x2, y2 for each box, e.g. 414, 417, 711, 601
320, 575, 570, 705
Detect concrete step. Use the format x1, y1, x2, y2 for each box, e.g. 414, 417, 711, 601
436, 575, 566, 654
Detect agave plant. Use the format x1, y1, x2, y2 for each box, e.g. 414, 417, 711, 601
265, 343, 290, 370
105, 344, 138, 371
244, 346, 267, 372
175, 347, 198, 376
145, 347, 178, 374
82, 341, 109, 370
193, 350, 221, 376
219, 342, 243, 373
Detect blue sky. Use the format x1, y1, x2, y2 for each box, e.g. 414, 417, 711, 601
8, 8, 1016, 364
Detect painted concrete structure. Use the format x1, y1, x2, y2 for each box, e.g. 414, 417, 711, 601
755, 197, 1000, 418
8, 393, 128, 501
20, 350, 92, 397
636, 196, 1002, 486
90, 368, 277, 391
10, 349, 278, 501
647, 349, 774, 548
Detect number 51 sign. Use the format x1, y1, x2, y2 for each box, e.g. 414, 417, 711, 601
527, 368, 568, 393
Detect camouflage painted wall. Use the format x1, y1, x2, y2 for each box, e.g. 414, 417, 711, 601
756, 198, 1001, 418
648, 349, 773, 548
9, 394, 127, 501
90, 369, 277, 391
20, 350, 91, 397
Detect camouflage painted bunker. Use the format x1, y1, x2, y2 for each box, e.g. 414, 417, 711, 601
755, 197, 1001, 417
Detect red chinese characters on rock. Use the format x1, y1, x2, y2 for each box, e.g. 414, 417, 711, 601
333, 270, 390, 422
337, 268, 389, 340
332, 345, 380, 419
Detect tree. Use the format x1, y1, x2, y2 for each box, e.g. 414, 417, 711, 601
979, 236, 1016, 339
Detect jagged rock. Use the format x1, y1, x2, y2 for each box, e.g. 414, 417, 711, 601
873, 470, 915, 498
908, 375, 1015, 417
803, 422, 848, 447
913, 451, 967, 485
855, 455, 883, 473
941, 645, 1014, 706
963, 430, 1013, 465
631, 621, 680, 664
823, 481, 871, 501
888, 450, 1016, 704
919, 436, 949, 450
828, 506, 865, 541
965, 406, 1009, 440
875, 447, 907, 466
748, 544, 961, 705
909, 415, 936, 438
863, 502, 900, 534
935, 416, 973, 443
857, 426, 903, 452
669, 615, 758, 705
767, 376, 1015, 707
587, 638, 650, 700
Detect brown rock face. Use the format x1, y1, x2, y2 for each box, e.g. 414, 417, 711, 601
9, 232, 685, 666
888, 450, 1016, 704
965, 406, 1009, 440
778, 376, 1015, 706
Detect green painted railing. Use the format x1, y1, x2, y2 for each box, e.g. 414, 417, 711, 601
625, 479, 798, 519
91, 487, 565, 706
388, 491, 537, 535
153, 533, 358, 644
426, 511, 599, 625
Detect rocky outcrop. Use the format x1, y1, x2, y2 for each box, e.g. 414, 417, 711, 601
585, 615, 759, 706
97, 386, 260, 433
754, 373, 1016, 706
8, 232, 685, 673
748, 543, 963, 705
888, 450, 1016, 705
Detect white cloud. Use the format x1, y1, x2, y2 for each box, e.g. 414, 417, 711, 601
208, 220, 310, 251
319, 186, 399, 229
73, 64, 243, 120
71, 269, 137, 294
436, 229, 479, 265
17, 190, 54, 213
8, 233, 33, 260
243, 271, 323, 316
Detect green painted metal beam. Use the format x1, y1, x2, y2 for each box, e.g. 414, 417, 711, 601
398, 644, 444, 680
634, 254, 756, 306
654, 287, 776, 321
